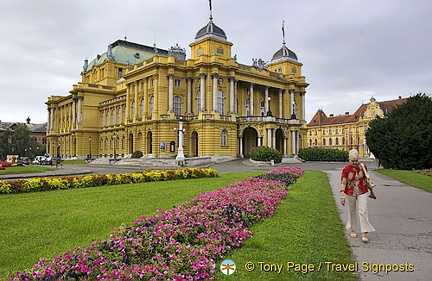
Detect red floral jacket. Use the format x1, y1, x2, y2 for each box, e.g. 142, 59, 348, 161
341, 164, 369, 195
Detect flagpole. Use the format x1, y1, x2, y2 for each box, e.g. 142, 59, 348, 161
209, 0, 213, 19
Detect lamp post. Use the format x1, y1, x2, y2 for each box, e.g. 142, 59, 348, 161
112, 133, 117, 159
174, 122, 186, 166
88, 136, 92, 160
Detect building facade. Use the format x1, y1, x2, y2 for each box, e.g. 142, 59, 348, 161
307, 97, 407, 157
46, 14, 308, 160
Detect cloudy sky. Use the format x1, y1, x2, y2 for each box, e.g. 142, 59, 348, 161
0, 0, 431, 124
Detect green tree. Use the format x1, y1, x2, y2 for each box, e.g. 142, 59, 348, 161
0, 129, 13, 160
366, 93, 432, 170
12, 124, 40, 158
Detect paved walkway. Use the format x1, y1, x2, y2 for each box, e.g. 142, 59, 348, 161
2, 159, 431, 280
326, 168, 432, 281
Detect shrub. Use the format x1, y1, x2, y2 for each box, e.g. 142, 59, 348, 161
249, 146, 282, 163
131, 150, 144, 158
298, 148, 348, 162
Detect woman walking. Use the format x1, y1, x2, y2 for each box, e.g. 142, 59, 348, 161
341, 149, 376, 242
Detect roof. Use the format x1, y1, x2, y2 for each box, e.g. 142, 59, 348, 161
308, 97, 408, 127
84, 40, 169, 72
271, 43, 298, 62
0, 121, 47, 133
195, 17, 227, 41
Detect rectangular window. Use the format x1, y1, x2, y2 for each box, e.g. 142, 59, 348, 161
118, 68, 123, 78
217, 48, 224, 54
175, 79, 181, 87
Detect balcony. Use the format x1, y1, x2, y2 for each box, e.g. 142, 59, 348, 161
237, 116, 300, 125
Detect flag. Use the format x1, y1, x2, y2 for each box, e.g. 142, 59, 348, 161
209, 0, 212, 11
282, 20, 285, 38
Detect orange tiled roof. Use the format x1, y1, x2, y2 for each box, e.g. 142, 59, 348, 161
308, 97, 407, 127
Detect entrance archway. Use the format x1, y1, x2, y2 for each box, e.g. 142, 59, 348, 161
242, 127, 258, 157
191, 131, 198, 157
275, 128, 284, 154
128, 133, 134, 154
147, 131, 152, 154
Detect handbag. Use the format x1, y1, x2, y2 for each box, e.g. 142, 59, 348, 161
361, 163, 377, 199
361, 163, 375, 189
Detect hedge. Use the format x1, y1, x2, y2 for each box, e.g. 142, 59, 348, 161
0, 168, 219, 195
249, 146, 282, 163
298, 148, 349, 162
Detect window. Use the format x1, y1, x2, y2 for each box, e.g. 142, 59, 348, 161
323, 139, 326, 146
150, 96, 154, 114
131, 101, 135, 116
111, 109, 116, 124
260, 101, 265, 116
221, 130, 228, 146
140, 99, 145, 116
101, 112, 105, 127
217, 90, 224, 115
245, 98, 250, 116
174, 96, 182, 116
118, 68, 123, 78
175, 79, 181, 87
217, 48, 224, 54
198, 48, 203, 55
117, 107, 122, 124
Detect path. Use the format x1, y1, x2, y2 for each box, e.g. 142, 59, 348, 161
326, 167, 432, 281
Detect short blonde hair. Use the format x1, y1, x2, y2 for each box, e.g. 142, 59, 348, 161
349, 149, 359, 160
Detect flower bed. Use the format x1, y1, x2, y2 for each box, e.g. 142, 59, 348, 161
12, 167, 304, 281
0, 168, 219, 194
253, 167, 304, 187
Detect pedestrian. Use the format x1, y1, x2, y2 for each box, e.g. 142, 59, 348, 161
340, 149, 376, 243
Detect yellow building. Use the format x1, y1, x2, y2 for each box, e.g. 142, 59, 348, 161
46, 14, 308, 161
307, 97, 407, 157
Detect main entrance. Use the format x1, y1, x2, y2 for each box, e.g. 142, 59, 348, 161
242, 127, 258, 157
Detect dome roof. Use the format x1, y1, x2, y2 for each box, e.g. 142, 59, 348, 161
195, 17, 227, 41
271, 43, 298, 62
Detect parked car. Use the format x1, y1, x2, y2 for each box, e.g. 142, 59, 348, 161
18, 157, 30, 165
33, 156, 48, 165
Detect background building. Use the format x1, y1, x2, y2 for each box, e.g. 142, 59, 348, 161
46, 13, 308, 160
307, 97, 407, 157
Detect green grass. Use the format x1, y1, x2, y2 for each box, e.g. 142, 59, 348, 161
217, 170, 356, 281
0, 171, 261, 278
377, 169, 432, 193
0, 166, 55, 175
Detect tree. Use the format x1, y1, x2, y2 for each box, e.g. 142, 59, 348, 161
0, 129, 13, 160
366, 93, 432, 170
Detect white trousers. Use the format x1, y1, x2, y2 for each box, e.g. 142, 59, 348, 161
346, 193, 375, 233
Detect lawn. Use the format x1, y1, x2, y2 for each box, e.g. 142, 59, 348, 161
1, 170, 356, 280
0, 171, 261, 278
0, 165, 55, 175
377, 169, 432, 193
217, 170, 356, 281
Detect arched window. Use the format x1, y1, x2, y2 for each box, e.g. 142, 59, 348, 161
101, 112, 105, 127
329, 138, 333, 146
174, 96, 182, 116
323, 138, 326, 146
117, 107, 121, 124
131, 101, 135, 116
336, 138, 339, 145
221, 130, 228, 146
217, 90, 224, 115
112, 109, 116, 124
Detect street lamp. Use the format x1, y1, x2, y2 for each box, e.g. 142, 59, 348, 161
112, 133, 117, 159
174, 122, 186, 166
88, 136, 92, 160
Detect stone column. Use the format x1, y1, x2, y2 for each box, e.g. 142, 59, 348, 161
267, 128, 272, 148
229, 76, 235, 114
289, 89, 295, 119
291, 130, 298, 155
301, 91, 306, 121
186, 77, 193, 114
283, 137, 287, 156
72, 99, 76, 129
212, 73, 218, 112
239, 136, 243, 157
199, 73, 206, 112
77, 97, 83, 124
264, 86, 269, 114
279, 89, 283, 118
168, 73, 174, 113
250, 83, 254, 116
